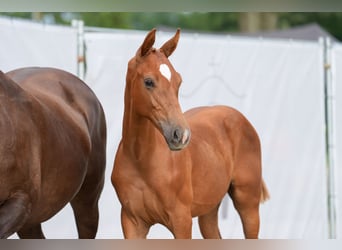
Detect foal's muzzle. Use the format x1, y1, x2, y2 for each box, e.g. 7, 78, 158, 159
161, 123, 191, 151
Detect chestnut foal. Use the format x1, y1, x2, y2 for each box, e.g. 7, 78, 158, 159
112, 29, 269, 239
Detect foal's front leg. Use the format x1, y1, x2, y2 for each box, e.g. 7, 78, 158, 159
168, 206, 193, 239
121, 209, 149, 239
170, 217, 192, 239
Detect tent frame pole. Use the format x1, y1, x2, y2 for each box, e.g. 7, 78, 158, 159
322, 36, 337, 239
72, 19, 85, 81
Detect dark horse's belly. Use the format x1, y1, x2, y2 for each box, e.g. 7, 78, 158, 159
4, 67, 105, 227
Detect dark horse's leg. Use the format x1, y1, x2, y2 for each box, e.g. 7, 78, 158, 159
70, 173, 105, 239
17, 224, 45, 238
0, 191, 31, 239
70, 115, 106, 239
70, 142, 106, 239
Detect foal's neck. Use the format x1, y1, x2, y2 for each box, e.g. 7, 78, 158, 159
122, 105, 163, 161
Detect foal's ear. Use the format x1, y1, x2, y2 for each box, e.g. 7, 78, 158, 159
160, 28, 180, 58
139, 28, 156, 57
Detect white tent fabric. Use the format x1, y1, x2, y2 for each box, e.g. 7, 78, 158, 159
0, 17, 336, 239
0, 17, 77, 73
333, 43, 342, 238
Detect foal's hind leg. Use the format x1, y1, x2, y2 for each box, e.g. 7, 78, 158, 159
228, 182, 261, 239
17, 224, 45, 239
198, 205, 222, 239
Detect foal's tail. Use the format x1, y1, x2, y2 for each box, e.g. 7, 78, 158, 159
260, 179, 270, 203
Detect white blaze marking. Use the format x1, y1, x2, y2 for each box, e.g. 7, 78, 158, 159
159, 64, 171, 82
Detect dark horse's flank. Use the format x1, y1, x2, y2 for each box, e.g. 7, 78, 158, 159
0, 68, 106, 239
112, 29, 269, 239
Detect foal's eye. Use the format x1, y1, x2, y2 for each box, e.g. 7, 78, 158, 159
144, 78, 155, 89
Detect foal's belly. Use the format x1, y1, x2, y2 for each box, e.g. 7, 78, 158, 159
187, 139, 233, 217
190, 159, 232, 217
185, 107, 235, 217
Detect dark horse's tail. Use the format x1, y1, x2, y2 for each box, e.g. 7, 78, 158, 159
260, 179, 270, 203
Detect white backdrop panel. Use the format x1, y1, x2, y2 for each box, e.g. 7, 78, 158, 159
333, 43, 342, 238
84, 31, 327, 239
0, 16, 77, 73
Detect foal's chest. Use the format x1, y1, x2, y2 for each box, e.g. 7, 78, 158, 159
119, 162, 184, 223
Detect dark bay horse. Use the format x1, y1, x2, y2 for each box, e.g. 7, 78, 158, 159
112, 29, 269, 239
0, 67, 106, 238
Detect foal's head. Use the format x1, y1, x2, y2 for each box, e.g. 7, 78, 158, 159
126, 28, 190, 151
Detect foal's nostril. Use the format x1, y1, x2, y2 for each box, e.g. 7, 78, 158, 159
172, 128, 182, 143
162, 123, 190, 150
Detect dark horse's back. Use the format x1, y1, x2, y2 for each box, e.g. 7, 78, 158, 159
0, 67, 106, 238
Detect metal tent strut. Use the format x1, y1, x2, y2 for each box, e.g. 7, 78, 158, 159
72, 19, 85, 81
322, 36, 338, 239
